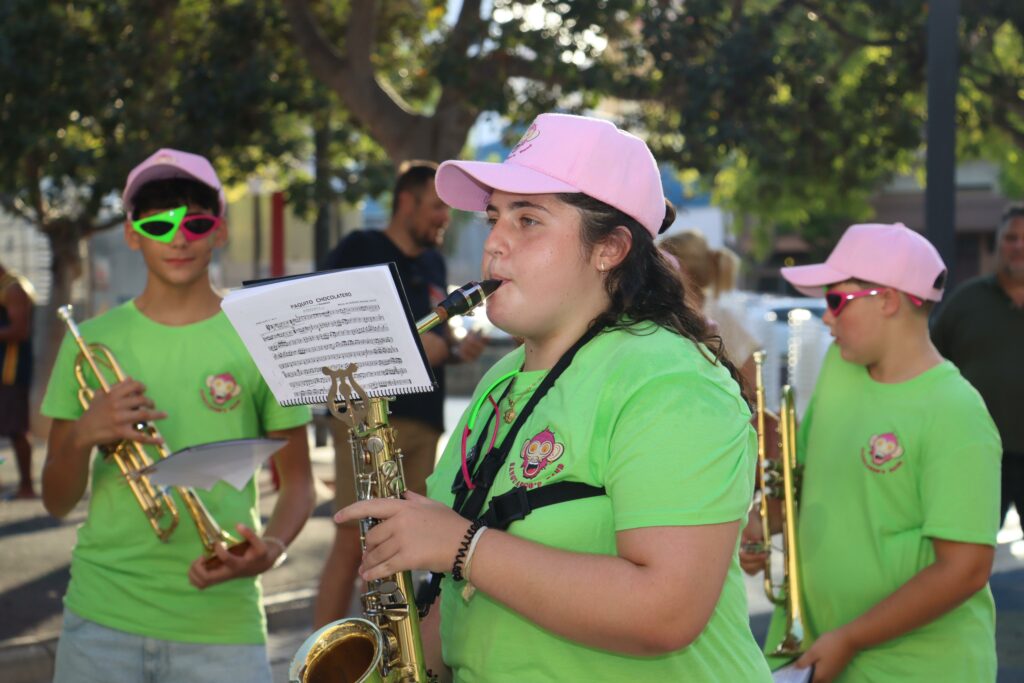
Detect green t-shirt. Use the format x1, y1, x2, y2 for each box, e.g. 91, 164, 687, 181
41, 301, 310, 644
765, 344, 1001, 681
426, 323, 772, 683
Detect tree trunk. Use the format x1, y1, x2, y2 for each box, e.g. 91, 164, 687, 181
38, 224, 84, 404
282, 0, 480, 165
313, 112, 333, 268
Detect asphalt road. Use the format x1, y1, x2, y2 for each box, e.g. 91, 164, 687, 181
3, 404, 1022, 682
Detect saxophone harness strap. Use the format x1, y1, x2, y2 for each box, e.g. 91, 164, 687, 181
417, 323, 607, 614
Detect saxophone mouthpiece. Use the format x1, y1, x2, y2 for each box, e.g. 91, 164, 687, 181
479, 279, 501, 297
416, 279, 501, 335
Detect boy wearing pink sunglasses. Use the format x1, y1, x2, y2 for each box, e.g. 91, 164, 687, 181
40, 149, 314, 683
739, 223, 1001, 682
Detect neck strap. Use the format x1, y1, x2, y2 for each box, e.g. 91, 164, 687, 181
452, 323, 605, 520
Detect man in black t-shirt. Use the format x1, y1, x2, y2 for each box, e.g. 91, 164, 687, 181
313, 161, 486, 627
932, 206, 1024, 530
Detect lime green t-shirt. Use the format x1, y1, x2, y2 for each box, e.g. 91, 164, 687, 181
765, 344, 1000, 681
41, 301, 311, 644
426, 323, 772, 683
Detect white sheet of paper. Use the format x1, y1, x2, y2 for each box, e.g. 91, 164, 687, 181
772, 662, 813, 683
142, 438, 286, 491
221, 264, 434, 406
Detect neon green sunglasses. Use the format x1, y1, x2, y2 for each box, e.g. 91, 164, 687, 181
131, 206, 223, 243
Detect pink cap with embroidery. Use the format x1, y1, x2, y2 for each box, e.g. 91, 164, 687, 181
435, 113, 668, 237
123, 148, 226, 216
781, 223, 947, 301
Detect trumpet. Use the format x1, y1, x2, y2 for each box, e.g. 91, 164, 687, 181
749, 350, 806, 657
289, 279, 499, 683
57, 305, 247, 562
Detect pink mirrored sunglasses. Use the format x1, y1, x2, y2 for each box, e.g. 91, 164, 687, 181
824, 288, 923, 317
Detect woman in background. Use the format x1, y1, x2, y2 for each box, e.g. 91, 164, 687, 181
661, 230, 761, 385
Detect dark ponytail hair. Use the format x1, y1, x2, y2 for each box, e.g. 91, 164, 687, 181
557, 193, 747, 398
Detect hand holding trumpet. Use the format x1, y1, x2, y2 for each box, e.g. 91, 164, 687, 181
72, 378, 167, 452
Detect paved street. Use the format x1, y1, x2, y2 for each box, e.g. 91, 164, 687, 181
2, 399, 1023, 682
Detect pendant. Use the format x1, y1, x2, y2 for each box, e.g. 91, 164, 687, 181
503, 408, 516, 424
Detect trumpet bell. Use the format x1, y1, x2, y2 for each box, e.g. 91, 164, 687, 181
289, 618, 385, 683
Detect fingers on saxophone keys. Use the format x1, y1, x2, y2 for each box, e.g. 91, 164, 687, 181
360, 539, 402, 581
336, 498, 400, 525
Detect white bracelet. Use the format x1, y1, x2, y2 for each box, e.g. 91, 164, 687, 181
460, 526, 488, 601
264, 535, 288, 569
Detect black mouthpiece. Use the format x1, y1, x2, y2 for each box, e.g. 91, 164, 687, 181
479, 279, 501, 297
416, 279, 502, 335
439, 279, 501, 318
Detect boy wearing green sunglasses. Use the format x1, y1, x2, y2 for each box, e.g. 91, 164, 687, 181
41, 148, 315, 683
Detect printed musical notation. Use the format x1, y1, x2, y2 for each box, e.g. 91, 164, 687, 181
221, 264, 435, 406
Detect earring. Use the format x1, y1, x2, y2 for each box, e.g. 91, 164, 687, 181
599, 261, 606, 272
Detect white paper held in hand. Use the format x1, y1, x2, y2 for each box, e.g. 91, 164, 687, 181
771, 661, 813, 683
140, 438, 287, 491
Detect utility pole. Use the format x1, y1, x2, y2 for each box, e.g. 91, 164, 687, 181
925, 0, 959, 284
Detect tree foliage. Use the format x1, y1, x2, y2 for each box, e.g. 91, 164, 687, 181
0, 0, 312, 368
282, 0, 648, 162
284, 1, 1023, 259
630, 0, 1024, 255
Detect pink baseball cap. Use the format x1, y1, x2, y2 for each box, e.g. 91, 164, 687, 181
123, 148, 226, 216
435, 113, 668, 237
781, 223, 947, 302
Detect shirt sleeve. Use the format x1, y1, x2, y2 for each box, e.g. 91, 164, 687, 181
605, 368, 757, 530
253, 371, 311, 433
40, 331, 86, 421
919, 390, 1002, 545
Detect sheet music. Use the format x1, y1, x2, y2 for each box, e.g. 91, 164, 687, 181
221, 264, 434, 405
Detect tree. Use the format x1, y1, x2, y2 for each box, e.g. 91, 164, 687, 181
280, 0, 1024, 271
0, 0, 310, 373
282, 0, 648, 163
632, 0, 1024, 256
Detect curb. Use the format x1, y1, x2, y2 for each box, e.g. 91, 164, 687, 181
0, 590, 316, 683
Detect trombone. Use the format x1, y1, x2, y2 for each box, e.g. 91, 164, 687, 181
749, 350, 806, 657
57, 305, 247, 562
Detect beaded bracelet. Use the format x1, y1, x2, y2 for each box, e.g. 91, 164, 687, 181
452, 519, 485, 582
460, 525, 488, 602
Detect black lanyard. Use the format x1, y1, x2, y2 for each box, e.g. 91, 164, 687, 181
451, 323, 605, 521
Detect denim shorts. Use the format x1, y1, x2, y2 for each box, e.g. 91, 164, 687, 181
52, 608, 272, 683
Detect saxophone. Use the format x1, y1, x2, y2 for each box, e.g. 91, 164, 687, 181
290, 279, 500, 683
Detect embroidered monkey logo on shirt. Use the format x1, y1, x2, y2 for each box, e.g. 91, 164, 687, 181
508, 427, 565, 489
861, 432, 905, 474
201, 372, 242, 412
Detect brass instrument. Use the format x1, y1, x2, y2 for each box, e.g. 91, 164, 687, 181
57, 305, 246, 561
750, 350, 806, 657
290, 280, 499, 683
